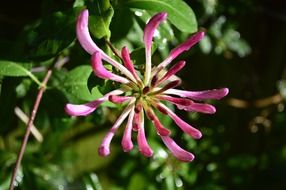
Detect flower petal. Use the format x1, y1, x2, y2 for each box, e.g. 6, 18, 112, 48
151, 80, 181, 95
154, 102, 202, 139
157, 61, 186, 84
177, 102, 216, 114
161, 135, 194, 162
91, 52, 130, 83
144, 12, 167, 85
76, 9, 101, 55
65, 89, 124, 116
121, 106, 135, 152
157, 31, 204, 69
137, 111, 153, 157
98, 100, 134, 156
109, 95, 132, 104
121, 46, 141, 82
164, 88, 229, 100
156, 95, 192, 106
77, 10, 137, 82
145, 108, 171, 136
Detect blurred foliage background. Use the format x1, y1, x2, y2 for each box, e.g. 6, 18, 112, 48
1, 0, 286, 189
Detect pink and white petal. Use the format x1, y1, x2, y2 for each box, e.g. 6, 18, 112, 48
177, 102, 216, 114
76, 10, 101, 55
164, 88, 229, 100
121, 106, 135, 152
156, 95, 192, 106
65, 89, 124, 116
109, 95, 132, 104
65, 101, 100, 116
121, 47, 141, 82
157, 31, 205, 69
145, 108, 171, 136
137, 111, 153, 157
98, 100, 135, 156
143, 12, 167, 85
91, 52, 130, 83
157, 61, 186, 84
155, 102, 202, 139
77, 10, 137, 82
161, 135, 194, 162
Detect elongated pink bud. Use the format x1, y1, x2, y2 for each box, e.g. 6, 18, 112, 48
121, 46, 141, 82
122, 107, 135, 152
91, 52, 130, 84
109, 95, 131, 104
137, 126, 153, 157
76, 10, 100, 55
77, 10, 137, 82
155, 103, 202, 139
158, 61, 186, 84
65, 89, 124, 116
158, 31, 205, 69
145, 108, 171, 136
152, 80, 181, 95
156, 95, 192, 106
177, 102, 216, 114
164, 88, 229, 100
144, 12, 168, 85
98, 103, 133, 156
132, 112, 140, 131
161, 136, 195, 162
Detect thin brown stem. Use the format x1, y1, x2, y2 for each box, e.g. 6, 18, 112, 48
105, 39, 122, 59
9, 69, 52, 190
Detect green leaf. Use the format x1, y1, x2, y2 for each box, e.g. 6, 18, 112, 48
124, 0, 197, 33
0, 61, 41, 85
62, 65, 102, 102
26, 11, 77, 60
88, 0, 114, 39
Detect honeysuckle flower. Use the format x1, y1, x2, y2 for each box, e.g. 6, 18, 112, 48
65, 10, 229, 162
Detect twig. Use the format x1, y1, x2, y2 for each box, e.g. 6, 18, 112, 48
14, 107, 43, 142
9, 69, 52, 190
105, 39, 122, 59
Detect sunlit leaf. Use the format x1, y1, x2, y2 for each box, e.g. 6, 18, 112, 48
124, 0, 197, 33
0, 61, 40, 85
88, 0, 114, 39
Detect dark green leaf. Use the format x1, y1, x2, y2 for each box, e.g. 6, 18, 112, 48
27, 11, 77, 60
124, 0, 197, 33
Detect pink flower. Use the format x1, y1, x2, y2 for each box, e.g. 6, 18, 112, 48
65, 10, 229, 162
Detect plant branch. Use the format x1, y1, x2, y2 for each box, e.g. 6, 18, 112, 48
9, 69, 52, 190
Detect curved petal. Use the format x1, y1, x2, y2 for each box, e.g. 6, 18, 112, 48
109, 95, 132, 104
137, 111, 153, 157
76, 9, 101, 55
157, 31, 204, 69
65, 89, 124, 116
177, 102, 216, 114
121, 106, 135, 152
161, 135, 194, 162
77, 10, 136, 82
157, 61, 186, 84
154, 102, 202, 139
143, 12, 167, 85
91, 52, 130, 83
164, 88, 229, 100
145, 108, 171, 136
98, 100, 135, 156
121, 46, 141, 82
